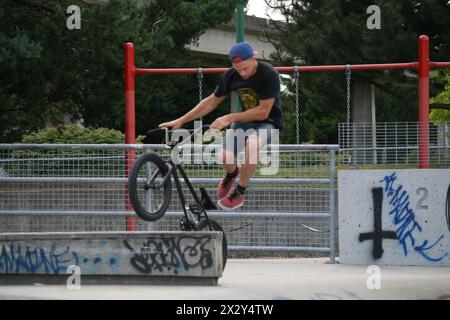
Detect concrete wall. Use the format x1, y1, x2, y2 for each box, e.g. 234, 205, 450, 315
351, 82, 377, 164
0, 231, 223, 281
189, 28, 278, 63
339, 169, 450, 266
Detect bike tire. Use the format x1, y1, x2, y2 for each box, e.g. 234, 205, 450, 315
196, 219, 228, 269
128, 152, 172, 221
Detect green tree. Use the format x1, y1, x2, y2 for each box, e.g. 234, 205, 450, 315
1, 0, 242, 142
430, 70, 450, 123
266, 0, 450, 143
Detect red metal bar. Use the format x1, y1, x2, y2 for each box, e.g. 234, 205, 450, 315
430, 62, 450, 68
136, 67, 228, 75
418, 35, 430, 169
276, 63, 418, 72
135, 62, 419, 75
124, 42, 137, 231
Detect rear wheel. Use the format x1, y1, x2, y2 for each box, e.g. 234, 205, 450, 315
196, 219, 228, 269
128, 152, 172, 221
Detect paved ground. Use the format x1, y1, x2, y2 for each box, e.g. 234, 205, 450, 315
0, 258, 449, 300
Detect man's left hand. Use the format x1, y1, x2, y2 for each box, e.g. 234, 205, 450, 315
210, 115, 232, 130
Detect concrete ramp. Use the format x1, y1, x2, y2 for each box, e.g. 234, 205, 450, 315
0, 231, 223, 286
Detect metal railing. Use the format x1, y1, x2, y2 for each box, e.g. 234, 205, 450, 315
0, 143, 339, 263
338, 122, 450, 167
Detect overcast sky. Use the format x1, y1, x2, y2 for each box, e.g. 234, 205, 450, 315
246, 0, 285, 20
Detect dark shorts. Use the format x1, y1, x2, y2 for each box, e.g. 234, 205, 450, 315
221, 122, 276, 158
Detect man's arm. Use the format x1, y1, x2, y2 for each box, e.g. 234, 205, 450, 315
159, 94, 225, 129
210, 97, 275, 130
180, 94, 225, 123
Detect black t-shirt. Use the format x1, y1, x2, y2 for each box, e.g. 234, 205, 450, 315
214, 61, 283, 129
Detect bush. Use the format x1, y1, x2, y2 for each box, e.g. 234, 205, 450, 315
2, 125, 145, 177
21, 124, 144, 144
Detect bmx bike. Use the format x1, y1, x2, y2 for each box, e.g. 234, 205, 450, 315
127, 125, 227, 267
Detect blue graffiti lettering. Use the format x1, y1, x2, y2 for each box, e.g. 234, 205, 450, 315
380, 172, 448, 262
0, 242, 79, 274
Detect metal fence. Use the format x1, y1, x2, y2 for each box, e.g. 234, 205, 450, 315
338, 122, 450, 167
0, 143, 339, 262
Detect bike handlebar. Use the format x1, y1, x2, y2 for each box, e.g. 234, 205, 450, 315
148, 124, 211, 135
147, 125, 215, 147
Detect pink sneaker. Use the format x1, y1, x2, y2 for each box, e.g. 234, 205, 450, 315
218, 188, 244, 211
217, 166, 241, 199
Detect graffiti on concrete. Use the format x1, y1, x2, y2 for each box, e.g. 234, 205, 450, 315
0, 242, 79, 274
359, 188, 397, 259
446, 184, 450, 232
311, 290, 363, 300
380, 172, 448, 262
0, 240, 120, 275
123, 235, 214, 274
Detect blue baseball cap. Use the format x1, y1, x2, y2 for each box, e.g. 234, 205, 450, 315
229, 42, 256, 63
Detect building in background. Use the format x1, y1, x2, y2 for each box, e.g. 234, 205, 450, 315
188, 15, 280, 67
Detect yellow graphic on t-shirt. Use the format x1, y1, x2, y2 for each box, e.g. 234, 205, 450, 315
237, 88, 259, 111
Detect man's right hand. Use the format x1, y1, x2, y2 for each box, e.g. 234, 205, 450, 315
159, 119, 183, 131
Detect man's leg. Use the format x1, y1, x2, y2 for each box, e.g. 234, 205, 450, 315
218, 147, 237, 174
218, 134, 263, 211
217, 147, 240, 199
218, 123, 273, 210
238, 135, 262, 187
216, 124, 245, 199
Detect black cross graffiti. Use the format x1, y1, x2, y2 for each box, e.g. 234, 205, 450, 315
359, 188, 397, 259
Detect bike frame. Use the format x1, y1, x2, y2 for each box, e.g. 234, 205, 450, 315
166, 159, 212, 227
146, 125, 215, 229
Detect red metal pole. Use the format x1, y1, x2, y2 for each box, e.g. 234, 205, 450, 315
418, 35, 430, 169
430, 62, 450, 68
124, 42, 137, 231
135, 62, 418, 75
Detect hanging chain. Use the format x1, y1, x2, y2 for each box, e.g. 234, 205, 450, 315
197, 68, 204, 166
197, 68, 204, 131
293, 66, 300, 145
198, 67, 203, 102
345, 64, 351, 126
345, 64, 352, 165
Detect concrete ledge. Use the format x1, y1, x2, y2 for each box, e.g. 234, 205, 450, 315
0, 274, 218, 286
0, 231, 223, 285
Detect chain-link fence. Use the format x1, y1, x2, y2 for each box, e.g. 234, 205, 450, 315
0, 143, 338, 261
338, 122, 450, 167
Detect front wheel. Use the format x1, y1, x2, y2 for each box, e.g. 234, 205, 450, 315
196, 219, 228, 269
128, 152, 172, 221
